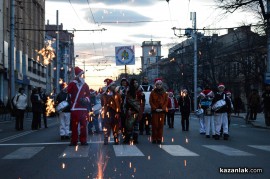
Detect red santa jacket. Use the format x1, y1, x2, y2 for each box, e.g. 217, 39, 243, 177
67, 80, 91, 111
167, 97, 179, 110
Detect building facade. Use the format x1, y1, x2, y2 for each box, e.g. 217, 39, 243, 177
1, 0, 46, 106
141, 40, 162, 83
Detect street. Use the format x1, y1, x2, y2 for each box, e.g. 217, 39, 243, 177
0, 114, 269, 179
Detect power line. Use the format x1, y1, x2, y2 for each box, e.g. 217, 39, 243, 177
15, 28, 107, 32
172, 23, 265, 31
86, 0, 96, 24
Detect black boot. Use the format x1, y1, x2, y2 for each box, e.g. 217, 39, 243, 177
114, 136, 119, 145
133, 133, 139, 144
223, 134, 229, 140
181, 120, 185, 131
123, 134, 130, 144
186, 120, 189, 131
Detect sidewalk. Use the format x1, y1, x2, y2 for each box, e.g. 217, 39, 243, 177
231, 113, 270, 129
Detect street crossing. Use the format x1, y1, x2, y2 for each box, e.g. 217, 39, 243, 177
1, 143, 269, 160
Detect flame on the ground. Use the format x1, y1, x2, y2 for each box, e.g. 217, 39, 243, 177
46, 96, 55, 116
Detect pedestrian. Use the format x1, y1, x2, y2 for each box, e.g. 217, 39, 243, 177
13, 87, 28, 131
178, 89, 191, 131
166, 90, 179, 128
233, 95, 243, 116
248, 89, 261, 120
56, 83, 71, 140
124, 78, 145, 144
31, 88, 42, 130
139, 76, 153, 135
101, 78, 122, 145
149, 78, 168, 144
225, 90, 234, 129
67, 66, 91, 146
262, 83, 270, 126
198, 86, 215, 138
38, 87, 48, 128
211, 83, 232, 140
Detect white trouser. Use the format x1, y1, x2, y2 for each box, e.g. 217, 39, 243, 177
204, 115, 215, 136
59, 112, 71, 136
214, 113, 228, 135
199, 116, 206, 133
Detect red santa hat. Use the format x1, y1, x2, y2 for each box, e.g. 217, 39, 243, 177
201, 89, 214, 97
104, 78, 115, 87
218, 83, 225, 88
154, 78, 162, 85
74, 66, 84, 77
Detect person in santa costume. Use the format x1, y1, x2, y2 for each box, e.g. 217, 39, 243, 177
67, 66, 91, 146
166, 90, 179, 128
101, 78, 122, 145
149, 78, 168, 144
211, 83, 232, 140
117, 77, 129, 138
198, 85, 215, 138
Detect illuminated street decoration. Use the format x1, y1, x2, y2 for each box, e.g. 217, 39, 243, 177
36, 40, 56, 65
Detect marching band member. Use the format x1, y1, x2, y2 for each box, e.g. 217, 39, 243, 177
101, 79, 122, 145
124, 78, 145, 144
67, 66, 91, 146
199, 85, 215, 138
149, 78, 168, 144
55, 83, 71, 140
211, 83, 232, 140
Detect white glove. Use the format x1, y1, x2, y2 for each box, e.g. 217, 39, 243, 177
156, 109, 162, 112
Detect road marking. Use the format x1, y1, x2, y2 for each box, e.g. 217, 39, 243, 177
59, 146, 90, 158
2, 147, 44, 159
161, 145, 199, 156
0, 140, 115, 146
0, 122, 59, 143
0, 131, 34, 143
113, 145, 144, 157
248, 145, 270, 152
203, 145, 254, 156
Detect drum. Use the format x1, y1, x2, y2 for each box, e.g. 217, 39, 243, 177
143, 91, 151, 114
195, 108, 204, 117
92, 103, 102, 115
212, 99, 226, 111
56, 101, 69, 113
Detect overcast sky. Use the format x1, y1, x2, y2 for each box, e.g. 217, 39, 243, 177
45, 0, 259, 89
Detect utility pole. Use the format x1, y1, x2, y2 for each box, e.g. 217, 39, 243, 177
191, 12, 198, 111
56, 10, 60, 93
267, 1, 270, 72
10, 0, 15, 98
265, 1, 270, 84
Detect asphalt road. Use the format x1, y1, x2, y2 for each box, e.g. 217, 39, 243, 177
0, 114, 269, 179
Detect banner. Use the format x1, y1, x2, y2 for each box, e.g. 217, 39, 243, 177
115, 46, 135, 66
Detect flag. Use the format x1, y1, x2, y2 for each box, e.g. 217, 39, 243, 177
115, 46, 135, 66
